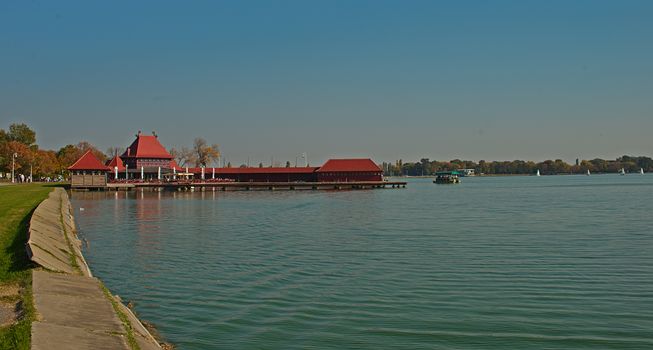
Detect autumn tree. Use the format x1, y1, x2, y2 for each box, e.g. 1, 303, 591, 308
192, 138, 220, 167
56, 144, 83, 169
0, 123, 37, 173
0, 141, 32, 173
33, 149, 59, 176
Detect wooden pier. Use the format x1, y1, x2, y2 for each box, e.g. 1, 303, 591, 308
99, 181, 407, 191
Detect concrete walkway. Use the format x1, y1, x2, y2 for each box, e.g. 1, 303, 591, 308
28, 188, 161, 350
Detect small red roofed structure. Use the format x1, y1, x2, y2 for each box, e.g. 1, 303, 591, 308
105, 155, 125, 171
68, 150, 109, 187
68, 150, 109, 172
105, 155, 126, 180
316, 159, 383, 182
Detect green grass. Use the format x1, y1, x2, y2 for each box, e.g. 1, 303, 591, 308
0, 184, 56, 349
100, 282, 141, 350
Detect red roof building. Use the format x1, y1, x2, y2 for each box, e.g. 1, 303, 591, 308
67, 150, 109, 172
178, 159, 382, 182
121, 131, 174, 171
67, 130, 385, 184
316, 159, 383, 182
185, 166, 320, 182
105, 155, 126, 171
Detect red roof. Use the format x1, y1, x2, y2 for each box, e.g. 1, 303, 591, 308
170, 160, 183, 171
316, 159, 381, 172
121, 133, 172, 159
185, 167, 319, 174
68, 150, 109, 171
105, 155, 125, 171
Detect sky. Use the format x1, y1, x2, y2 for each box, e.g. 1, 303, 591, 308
1, 0, 652, 165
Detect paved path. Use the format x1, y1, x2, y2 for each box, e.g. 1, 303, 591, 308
28, 188, 161, 350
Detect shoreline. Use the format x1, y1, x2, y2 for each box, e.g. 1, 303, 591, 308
27, 187, 169, 349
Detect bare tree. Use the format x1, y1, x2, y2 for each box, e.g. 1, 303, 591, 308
106, 146, 122, 158
170, 147, 195, 167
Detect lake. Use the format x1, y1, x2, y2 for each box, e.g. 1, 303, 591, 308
70, 175, 653, 349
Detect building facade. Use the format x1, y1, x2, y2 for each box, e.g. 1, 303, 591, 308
120, 131, 174, 180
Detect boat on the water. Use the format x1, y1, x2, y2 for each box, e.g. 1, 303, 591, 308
619, 168, 626, 176
434, 171, 461, 184
587, 169, 591, 176
640, 168, 645, 175
536, 169, 541, 176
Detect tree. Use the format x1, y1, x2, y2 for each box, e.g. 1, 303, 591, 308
0, 141, 32, 173
33, 149, 59, 176
170, 147, 195, 167
420, 158, 431, 175
7, 123, 36, 146
106, 146, 122, 158
76, 141, 106, 162
56, 144, 83, 169
192, 138, 220, 167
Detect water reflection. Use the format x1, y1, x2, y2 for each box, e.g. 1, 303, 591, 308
70, 178, 653, 350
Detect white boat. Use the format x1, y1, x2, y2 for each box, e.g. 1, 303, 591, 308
640, 168, 645, 175
586, 169, 591, 176
536, 169, 540, 176
619, 168, 626, 176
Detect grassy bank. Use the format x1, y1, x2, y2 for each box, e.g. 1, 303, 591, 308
0, 184, 55, 349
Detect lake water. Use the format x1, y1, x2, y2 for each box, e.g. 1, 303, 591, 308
70, 175, 653, 349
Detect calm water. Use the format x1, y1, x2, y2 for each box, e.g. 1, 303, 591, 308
71, 175, 653, 349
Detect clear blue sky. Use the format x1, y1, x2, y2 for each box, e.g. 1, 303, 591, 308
1, 0, 651, 165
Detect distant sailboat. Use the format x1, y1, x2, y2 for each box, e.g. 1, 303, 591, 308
619, 168, 626, 176
536, 169, 541, 177
640, 168, 645, 175
586, 169, 591, 176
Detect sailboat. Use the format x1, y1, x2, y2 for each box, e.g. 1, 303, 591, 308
619, 168, 626, 176
586, 169, 591, 176
536, 169, 541, 177
640, 168, 645, 175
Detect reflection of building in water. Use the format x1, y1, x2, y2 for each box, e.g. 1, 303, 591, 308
133, 191, 165, 263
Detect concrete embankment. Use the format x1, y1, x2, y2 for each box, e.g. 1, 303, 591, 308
27, 188, 162, 350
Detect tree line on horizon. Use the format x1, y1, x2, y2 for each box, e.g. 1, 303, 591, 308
2, 123, 651, 179
382, 156, 653, 176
